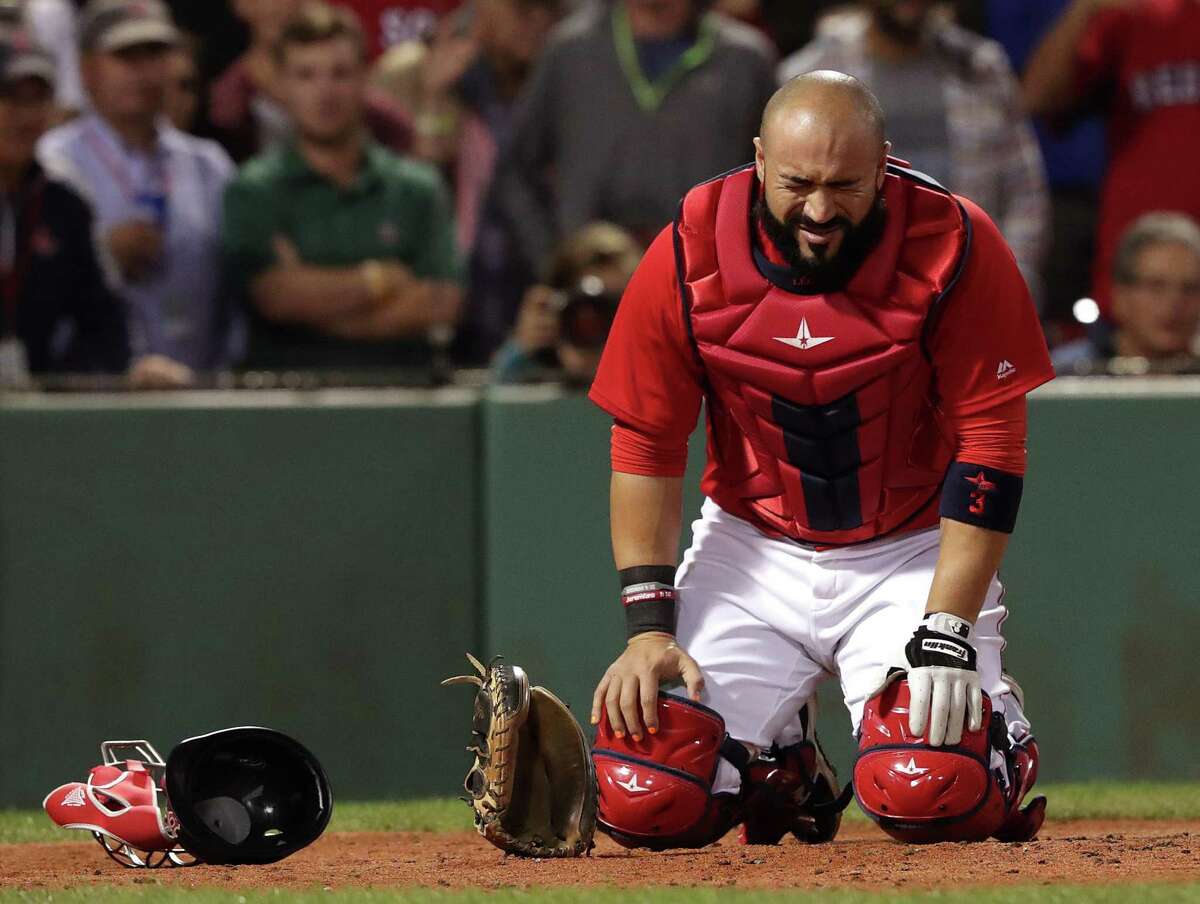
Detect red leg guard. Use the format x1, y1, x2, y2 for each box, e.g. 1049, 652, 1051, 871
855, 677, 1046, 843
592, 693, 743, 850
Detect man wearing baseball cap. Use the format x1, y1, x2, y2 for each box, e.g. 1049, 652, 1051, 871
0, 28, 130, 384
38, 0, 238, 386
77, 0, 178, 52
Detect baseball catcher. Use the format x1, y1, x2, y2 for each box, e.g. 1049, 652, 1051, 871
584, 70, 1051, 849
44, 727, 332, 867
443, 654, 596, 857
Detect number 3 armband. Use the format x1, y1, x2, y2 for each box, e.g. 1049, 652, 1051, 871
939, 462, 1023, 534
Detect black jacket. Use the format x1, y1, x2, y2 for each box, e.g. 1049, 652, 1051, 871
1, 163, 129, 374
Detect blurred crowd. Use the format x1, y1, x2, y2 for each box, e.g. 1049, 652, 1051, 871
0, 0, 1197, 391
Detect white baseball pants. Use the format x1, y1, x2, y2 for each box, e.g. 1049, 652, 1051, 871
670, 499, 1030, 795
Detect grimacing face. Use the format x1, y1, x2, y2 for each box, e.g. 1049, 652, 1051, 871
278, 36, 366, 146
754, 114, 888, 267
1113, 241, 1200, 357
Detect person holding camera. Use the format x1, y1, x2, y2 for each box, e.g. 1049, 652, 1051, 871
491, 222, 640, 385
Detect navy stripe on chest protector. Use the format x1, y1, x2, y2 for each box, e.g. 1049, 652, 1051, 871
770, 392, 864, 531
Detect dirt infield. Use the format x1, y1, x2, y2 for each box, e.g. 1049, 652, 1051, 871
4, 821, 1200, 892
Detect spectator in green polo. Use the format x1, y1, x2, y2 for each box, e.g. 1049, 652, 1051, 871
222, 2, 462, 372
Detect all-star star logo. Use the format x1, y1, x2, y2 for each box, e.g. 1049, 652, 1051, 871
774, 318, 834, 350
965, 471, 997, 493
894, 758, 930, 777
615, 773, 651, 793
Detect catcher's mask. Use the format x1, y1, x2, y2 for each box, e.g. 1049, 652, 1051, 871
43, 740, 192, 869
853, 676, 1010, 843
45, 727, 332, 868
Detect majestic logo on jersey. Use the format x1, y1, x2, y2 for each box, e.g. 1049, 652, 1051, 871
615, 773, 651, 794
774, 318, 835, 351
894, 758, 931, 777
996, 360, 1016, 380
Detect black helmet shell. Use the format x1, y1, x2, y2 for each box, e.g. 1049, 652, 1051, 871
165, 727, 332, 864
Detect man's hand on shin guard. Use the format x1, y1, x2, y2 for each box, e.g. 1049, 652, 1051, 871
590, 633, 704, 740
905, 613, 983, 747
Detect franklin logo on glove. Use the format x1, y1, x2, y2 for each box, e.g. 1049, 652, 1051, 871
920, 638, 970, 660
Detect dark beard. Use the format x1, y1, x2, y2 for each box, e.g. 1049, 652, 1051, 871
753, 192, 888, 294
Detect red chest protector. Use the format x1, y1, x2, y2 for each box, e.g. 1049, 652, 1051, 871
675, 162, 971, 545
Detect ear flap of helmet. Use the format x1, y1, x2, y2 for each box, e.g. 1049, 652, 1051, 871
165, 727, 332, 865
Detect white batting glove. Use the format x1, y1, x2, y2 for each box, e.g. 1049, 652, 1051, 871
904, 613, 984, 747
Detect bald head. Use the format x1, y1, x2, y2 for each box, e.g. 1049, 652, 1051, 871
760, 70, 886, 152
752, 70, 890, 280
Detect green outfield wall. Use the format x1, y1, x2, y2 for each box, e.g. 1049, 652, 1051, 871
0, 390, 480, 807
1, 380, 1197, 806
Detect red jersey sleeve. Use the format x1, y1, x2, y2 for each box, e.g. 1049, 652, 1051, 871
589, 225, 705, 444
610, 421, 689, 477
929, 198, 1055, 419
949, 395, 1028, 476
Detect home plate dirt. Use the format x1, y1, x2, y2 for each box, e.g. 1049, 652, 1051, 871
4, 821, 1200, 892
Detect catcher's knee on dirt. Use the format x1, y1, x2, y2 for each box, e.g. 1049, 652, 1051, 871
854, 674, 1046, 843
592, 693, 747, 850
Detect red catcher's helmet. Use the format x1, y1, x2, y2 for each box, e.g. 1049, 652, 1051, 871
853, 677, 1010, 843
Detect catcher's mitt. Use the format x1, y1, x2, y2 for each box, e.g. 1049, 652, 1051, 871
442, 654, 596, 857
